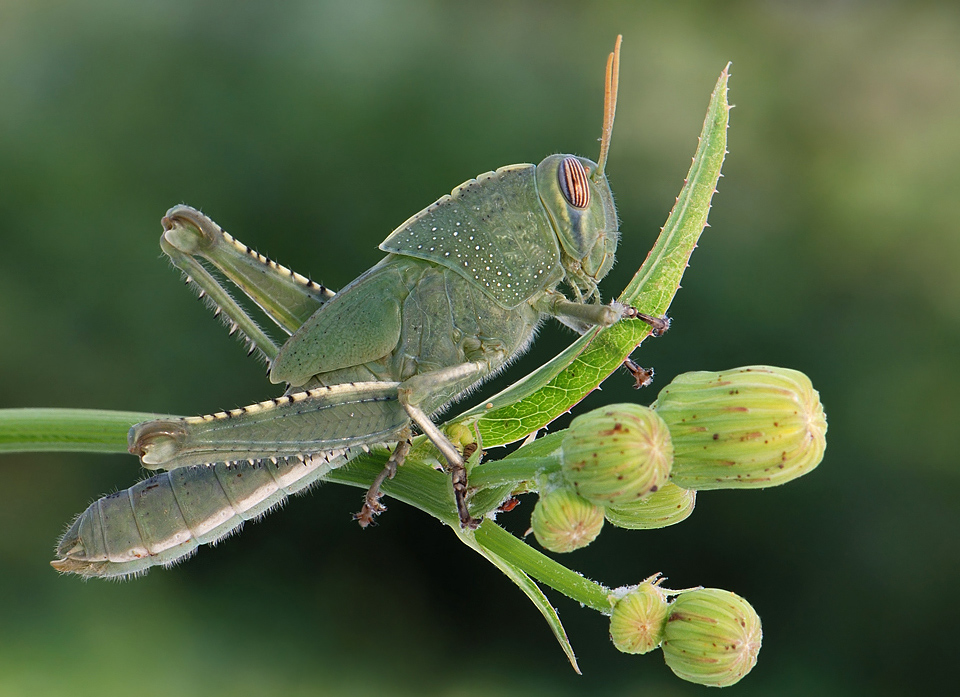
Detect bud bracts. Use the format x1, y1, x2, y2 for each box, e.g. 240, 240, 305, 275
609, 581, 669, 654
603, 481, 696, 530
661, 588, 762, 687
560, 404, 673, 505
653, 366, 827, 490
531, 486, 604, 553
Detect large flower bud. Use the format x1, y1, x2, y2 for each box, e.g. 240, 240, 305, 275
653, 366, 827, 490
609, 581, 669, 654
661, 588, 762, 687
560, 404, 673, 506
531, 486, 604, 553
603, 482, 696, 530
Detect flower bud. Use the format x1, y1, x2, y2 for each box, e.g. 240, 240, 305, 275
531, 486, 604, 553
653, 366, 827, 490
661, 588, 762, 687
603, 482, 696, 530
560, 404, 673, 506
609, 581, 669, 654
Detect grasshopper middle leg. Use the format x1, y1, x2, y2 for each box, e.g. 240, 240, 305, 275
355, 427, 413, 528
397, 360, 499, 529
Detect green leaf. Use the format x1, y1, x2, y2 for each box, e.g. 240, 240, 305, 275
473, 520, 612, 613
465, 528, 581, 674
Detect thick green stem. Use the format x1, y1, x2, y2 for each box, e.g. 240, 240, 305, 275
322, 450, 461, 528
0, 408, 175, 454
468, 455, 560, 489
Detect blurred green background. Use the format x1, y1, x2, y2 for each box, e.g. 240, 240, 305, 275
1, 1, 957, 695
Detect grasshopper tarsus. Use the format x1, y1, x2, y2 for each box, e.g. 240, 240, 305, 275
645, 314, 672, 337
623, 358, 655, 389
451, 461, 482, 529
356, 475, 389, 528
353, 502, 383, 528
622, 306, 671, 337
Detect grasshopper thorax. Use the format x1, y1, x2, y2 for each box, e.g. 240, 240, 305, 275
536, 154, 619, 302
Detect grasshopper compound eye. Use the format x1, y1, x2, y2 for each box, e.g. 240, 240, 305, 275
558, 156, 591, 209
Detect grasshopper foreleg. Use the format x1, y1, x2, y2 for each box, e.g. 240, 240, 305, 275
535, 291, 670, 336
355, 427, 412, 528
535, 290, 621, 332
533, 293, 668, 387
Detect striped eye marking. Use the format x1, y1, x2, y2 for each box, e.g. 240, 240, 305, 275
558, 156, 591, 209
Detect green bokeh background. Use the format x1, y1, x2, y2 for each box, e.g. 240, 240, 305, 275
1, 2, 957, 695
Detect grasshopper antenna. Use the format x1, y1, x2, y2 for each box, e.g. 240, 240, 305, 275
594, 34, 621, 179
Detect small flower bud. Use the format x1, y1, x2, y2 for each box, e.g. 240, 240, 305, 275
560, 404, 673, 506
531, 486, 604, 553
653, 366, 827, 490
603, 482, 696, 530
609, 581, 669, 654
661, 588, 762, 687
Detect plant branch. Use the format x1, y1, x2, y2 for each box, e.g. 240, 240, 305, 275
0, 408, 176, 454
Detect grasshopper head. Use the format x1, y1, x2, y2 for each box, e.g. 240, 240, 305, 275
535, 36, 623, 303
536, 153, 619, 302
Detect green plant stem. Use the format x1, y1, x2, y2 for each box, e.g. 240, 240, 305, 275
468, 455, 560, 489
322, 449, 460, 528
0, 408, 176, 453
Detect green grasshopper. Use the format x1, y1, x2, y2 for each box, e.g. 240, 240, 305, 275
53, 36, 667, 579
